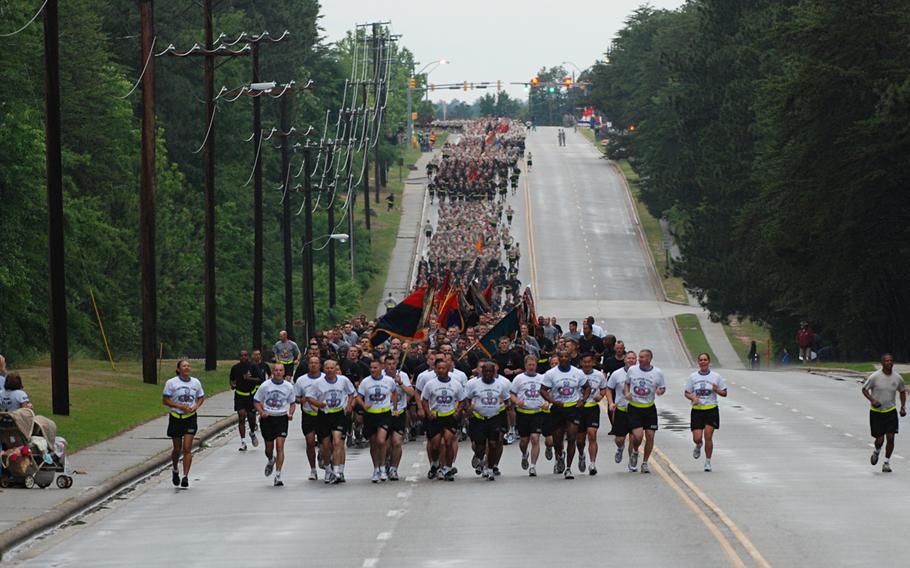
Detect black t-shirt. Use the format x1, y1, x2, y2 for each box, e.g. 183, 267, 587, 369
493, 349, 523, 379
253, 362, 272, 380
603, 356, 625, 376
402, 354, 427, 377
230, 362, 262, 393
341, 358, 370, 386
578, 335, 604, 358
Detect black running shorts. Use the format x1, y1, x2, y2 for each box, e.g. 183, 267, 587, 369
690, 407, 720, 431
581, 405, 601, 429
516, 411, 544, 438
167, 413, 198, 438
468, 412, 508, 445
260, 414, 289, 442
363, 411, 391, 439
628, 404, 659, 431
870, 408, 899, 438
608, 408, 631, 437
426, 414, 459, 439
316, 411, 347, 441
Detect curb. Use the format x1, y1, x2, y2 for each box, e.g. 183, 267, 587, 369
671, 315, 697, 368
0, 412, 237, 559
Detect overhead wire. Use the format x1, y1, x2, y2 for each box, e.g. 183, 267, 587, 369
0, 0, 47, 37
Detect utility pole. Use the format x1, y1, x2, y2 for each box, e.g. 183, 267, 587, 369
159, 11, 250, 370
327, 173, 337, 308
280, 96, 294, 338
139, 0, 157, 384
251, 42, 263, 351
362, 85, 372, 231
372, 23, 381, 205
202, 0, 216, 370
44, 0, 69, 415
300, 145, 317, 341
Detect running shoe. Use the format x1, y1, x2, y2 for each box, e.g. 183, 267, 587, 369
389, 467, 400, 481
329, 474, 342, 485
564, 468, 574, 480
472, 455, 482, 471
640, 462, 650, 474
589, 464, 598, 476
483, 468, 493, 480
871, 448, 881, 466
545, 446, 553, 461
380, 469, 388, 482
492, 467, 501, 478
436, 469, 446, 480
250, 431, 259, 448
265, 458, 275, 477
180, 476, 189, 488
704, 460, 712, 472
427, 464, 438, 480
172, 469, 180, 486
444, 468, 456, 481
693, 443, 702, 460
451, 467, 458, 476
630, 450, 639, 470
274, 476, 284, 487
336, 473, 346, 484
579, 454, 587, 473
615, 445, 624, 464
521, 453, 529, 470
324, 470, 334, 484
238, 442, 248, 452
883, 462, 892, 473
628, 462, 638, 473
556, 453, 566, 474
308, 469, 318, 481
529, 465, 537, 477
372, 470, 381, 483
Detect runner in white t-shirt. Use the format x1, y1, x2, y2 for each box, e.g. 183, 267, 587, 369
511, 355, 546, 476
162, 359, 206, 489
294, 356, 325, 480
306, 360, 358, 484
253, 364, 296, 486
623, 349, 666, 474
420, 359, 466, 481
605, 351, 637, 469
382, 355, 415, 481
415, 354, 443, 478
540, 350, 591, 480
359, 359, 398, 482
684, 353, 728, 472
464, 361, 511, 480
576, 353, 608, 476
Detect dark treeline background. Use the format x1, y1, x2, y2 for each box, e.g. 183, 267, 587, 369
0, 0, 419, 362
587, 0, 910, 359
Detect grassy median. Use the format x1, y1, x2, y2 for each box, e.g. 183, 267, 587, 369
674, 314, 718, 363
14, 358, 230, 452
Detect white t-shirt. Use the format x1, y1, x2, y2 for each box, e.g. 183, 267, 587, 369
421, 377, 465, 416
606, 367, 630, 409
685, 370, 728, 409
415, 369, 438, 394
582, 369, 608, 405
626, 365, 666, 407
542, 365, 587, 405
382, 369, 412, 413
510, 372, 546, 411
0, 389, 30, 412
465, 376, 511, 417
359, 375, 398, 412
254, 379, 296, 416
0, 373, 5, 391
307, 375, 356, 413
449, 368, 468, 388
162, 376, 205, 415
294, 372, 324, 414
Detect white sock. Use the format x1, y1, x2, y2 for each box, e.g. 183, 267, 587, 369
884, 458, 890, 463
333, 465, 340, 475
339, 463, 345, 474
432, 460, 439, 467
275, 469, 281, 477
590, 462, 596, 469
240, 437, 247, 444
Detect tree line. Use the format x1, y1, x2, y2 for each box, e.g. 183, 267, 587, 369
586, 0, 910, 360
0, 0, 421, 362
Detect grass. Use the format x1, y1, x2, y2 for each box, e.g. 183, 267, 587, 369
805, 361, 877, 372
724, 317, 773, 367
13, 358, 230, 452
674, 314, 718, 364
578, 126, 606, 153
357, 132, 448, 316
615, 159, 688, 304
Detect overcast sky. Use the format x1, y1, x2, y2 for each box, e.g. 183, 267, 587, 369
319, 0, 685, 103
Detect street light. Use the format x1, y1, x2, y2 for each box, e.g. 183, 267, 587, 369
408, 58, 449, 141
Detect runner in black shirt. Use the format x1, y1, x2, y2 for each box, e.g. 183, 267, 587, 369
230, 351, 265, 451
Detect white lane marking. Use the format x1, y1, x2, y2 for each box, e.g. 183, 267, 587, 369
411, 462, 420, 468
763, 397, 770, 400
376, 532, 392, 541
387, 509, 405, 518
397, 492, 408, 498
825, 424, 832, 428
805, 416, 814, 420
844, 433, 854, 437
405, 476, 417, 482
363, 559, 378, 567
868, 443, 875, 448
895, 455, 905, 460
791, 408, 799, 413
775, 402, 783, 406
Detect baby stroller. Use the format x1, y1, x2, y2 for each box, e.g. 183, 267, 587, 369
0, 408, 73, 489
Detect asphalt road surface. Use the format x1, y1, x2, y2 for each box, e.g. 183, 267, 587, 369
8, 127, 908, 568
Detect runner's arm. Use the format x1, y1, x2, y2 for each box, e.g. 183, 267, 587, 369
862, 384, 880, 408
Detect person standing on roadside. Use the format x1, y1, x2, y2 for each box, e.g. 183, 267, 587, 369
273, 330, 301, 378
254, 365, 296, 486
684, 353, 727, 472
796, 322, 813, 364
230, 350, 263, 452
863, 354, 907, 473
162, 360, 205, 489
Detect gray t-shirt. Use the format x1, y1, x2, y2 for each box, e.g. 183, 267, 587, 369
863, 370, 906, 411
272, 340, 300, 364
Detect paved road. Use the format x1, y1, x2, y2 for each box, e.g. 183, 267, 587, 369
8, 127, 909, 567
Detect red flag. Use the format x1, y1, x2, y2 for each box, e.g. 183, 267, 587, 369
485, 130, 496, 146
437, 287, 463, 331
434, 273, 450, 313
370, 285, 433, 347
482, 281, 494, 305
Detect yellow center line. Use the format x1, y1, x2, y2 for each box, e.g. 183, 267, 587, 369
654, 447, 773, 568
649, 457, 748, 568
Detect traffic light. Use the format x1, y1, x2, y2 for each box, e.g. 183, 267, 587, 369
565, 77, 572, 89
463, 80, 468, 91
408, 77, 416, 90
629, 124, 637, 132
547, 86, 556, 93
530, 76, 539, 89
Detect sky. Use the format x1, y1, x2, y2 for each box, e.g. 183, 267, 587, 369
319, 0, 685, 103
